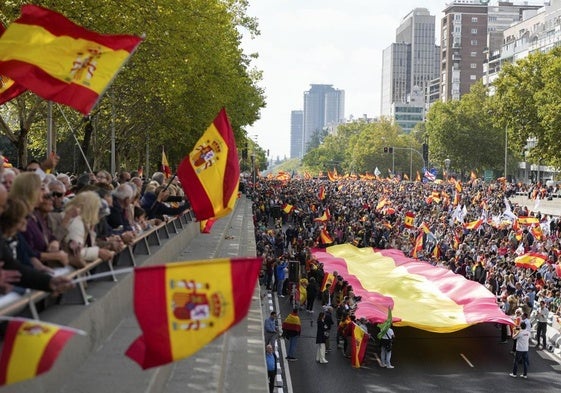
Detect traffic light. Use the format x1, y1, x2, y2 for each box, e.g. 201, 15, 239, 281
383, 146, 394, 153
383, 147, 388, 153
422, 143, 429, 163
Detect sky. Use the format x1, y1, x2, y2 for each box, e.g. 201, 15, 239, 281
241, 0, 445, 160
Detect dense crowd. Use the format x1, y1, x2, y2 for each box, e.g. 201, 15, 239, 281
0, 158, 190, 297
252, 176, 561, 361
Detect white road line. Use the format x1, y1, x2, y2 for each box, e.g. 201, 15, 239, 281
460, 353, 474, 367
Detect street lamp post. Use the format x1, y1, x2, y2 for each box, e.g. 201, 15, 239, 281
444, 158, 451, 180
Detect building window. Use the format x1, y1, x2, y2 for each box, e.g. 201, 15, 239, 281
470, 51, 477, 57
471, 28, 477, 34
471, 39, 478, 46
470, 75, 477, 80
472, 17, 478, 23
470, 63, 477, 69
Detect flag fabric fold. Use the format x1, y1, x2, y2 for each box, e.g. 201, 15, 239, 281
177, 108, 240, 221
126, 257, 262, 369
0, 318, 82, 386
0, 5, 143, 115
312, 244, 512, 333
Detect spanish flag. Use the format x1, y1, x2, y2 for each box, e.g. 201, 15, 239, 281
404, 212, 415, 229
0, 5, 143, 115
177, 108, 240, 221
313, 244, 513, 333
282, 203, 294, 214
318, 185, 326, 201
321, 272, 334, 291
0, 318, 84, 386
463, 219, 483, 230
199, 218, 216, 234
515, 252, 547, 271
518, 216, 539, 225
350, 323, 369, 368
126, 257, 262, 369
161, 148, 171, 179
0, 24, 26, 105
320, 229, 334, 245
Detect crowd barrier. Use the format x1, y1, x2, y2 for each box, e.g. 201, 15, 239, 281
0, 211, 195, 320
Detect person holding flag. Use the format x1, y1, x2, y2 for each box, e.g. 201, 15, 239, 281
377, 308, 395, 368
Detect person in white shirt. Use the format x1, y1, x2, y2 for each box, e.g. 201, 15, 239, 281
380, 326, 395, 369
510, 321, 530, 378
535, 300, 549, 349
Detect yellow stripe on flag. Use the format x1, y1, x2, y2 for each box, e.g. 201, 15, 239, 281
165, 259, 234, 360
6, 321, 59, 384
0, 24, 131, 94
327, 245, 467, 332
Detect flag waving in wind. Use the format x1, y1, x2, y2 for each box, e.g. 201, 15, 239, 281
161, 147, 171, 179
0, 318, 85, 386
125, 257, 261, 369
0, 5, 143, 115
177, 108, 240, 221
0, 24, 26, 105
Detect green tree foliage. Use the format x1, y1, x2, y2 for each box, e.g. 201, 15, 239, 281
0, 0, 265, 172
302, 119, 423, 177
492, 47, 561, 167
426, 81, 503, 176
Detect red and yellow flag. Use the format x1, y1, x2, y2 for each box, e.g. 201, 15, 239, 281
161, 147, 171, 179
0, 24, 26, 105
199, 218, 216, 234
320, 229, 334, 245
314, 208, 331, 222
318, 185, 326, 201
518, 216, 539, 225
320, 272, 334, 292
313, 245, 513, 333
404, 212, 415, 229
126, 257, 261, 369
515, 252, 547, 271
0, 5, 143, 115
282, 203, 294, 214
350, 323, 369, 368
463, 219, 483, 231
0, 318, 83, 386
177, 108, 240, 221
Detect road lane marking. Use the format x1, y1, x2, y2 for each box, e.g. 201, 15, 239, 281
460, 353, 474, 367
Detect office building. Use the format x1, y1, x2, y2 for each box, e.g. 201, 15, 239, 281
290, 110, 304, 159
302, 84, 344, 154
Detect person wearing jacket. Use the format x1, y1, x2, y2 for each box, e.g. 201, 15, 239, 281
315, 311, 330, 364
282, 308, 301, 361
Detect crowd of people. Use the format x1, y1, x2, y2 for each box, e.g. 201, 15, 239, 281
254, 175, 561, 377
0, 158, 190, 298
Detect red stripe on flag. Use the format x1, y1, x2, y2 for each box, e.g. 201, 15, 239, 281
0, 320, 22, 385
215, 109, 240, 209
16, 5, 142, 51
36, 328, 75, 375
231, 258, 262, 320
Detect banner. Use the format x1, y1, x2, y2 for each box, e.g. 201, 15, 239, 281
177, 108, 240, 221
0, 5, 143, 114
126, 257, 261, 369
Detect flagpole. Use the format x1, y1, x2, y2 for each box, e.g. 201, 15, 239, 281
0, 316, 88, 336
70, 267, 134, 284
57, 104, 94, 174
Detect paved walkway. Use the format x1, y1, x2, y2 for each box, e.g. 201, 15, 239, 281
510, 194, 561, 217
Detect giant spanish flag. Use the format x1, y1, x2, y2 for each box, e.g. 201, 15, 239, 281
0, 5, 143, 115
177, 108, 240, 221
312, 244, 512, 333
0, 318, 83, 386
126, 257, 261, 369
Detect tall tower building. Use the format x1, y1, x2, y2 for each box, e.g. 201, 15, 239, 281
440, 1, 488, 102
380, 8, 439, 117
302, 84, 344, 154
290, 110, 304, 159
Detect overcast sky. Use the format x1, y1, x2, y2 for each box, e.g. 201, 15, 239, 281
241, 0, 445, 159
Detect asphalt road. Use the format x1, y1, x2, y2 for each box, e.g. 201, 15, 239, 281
278, 295, 561, 393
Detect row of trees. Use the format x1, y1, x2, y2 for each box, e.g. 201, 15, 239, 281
302, 46, 561, 181
0, 0, 265, 174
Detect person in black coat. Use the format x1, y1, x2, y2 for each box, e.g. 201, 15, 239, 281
315, 311, 329, 364
306, 277, 319, 313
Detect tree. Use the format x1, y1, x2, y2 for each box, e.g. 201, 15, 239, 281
0, 0, 265, 171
